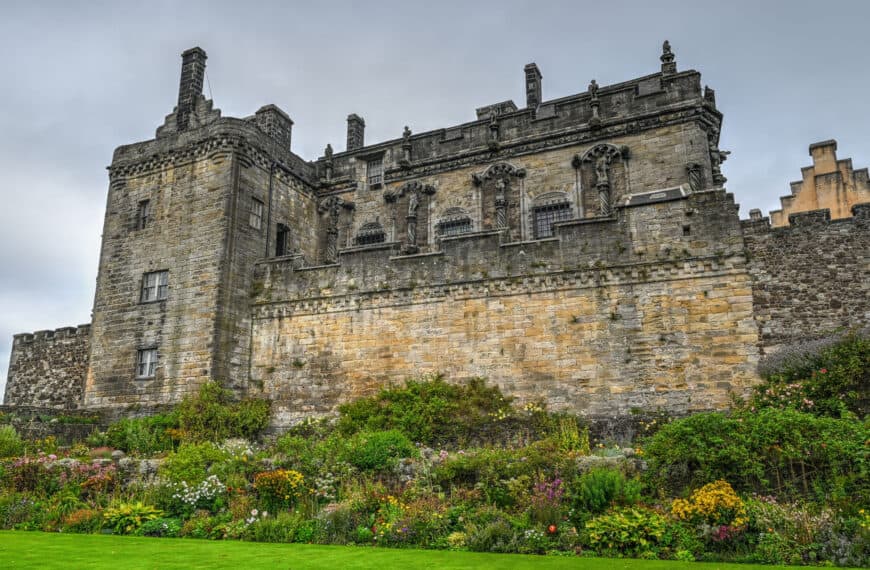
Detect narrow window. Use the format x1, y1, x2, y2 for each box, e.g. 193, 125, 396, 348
367, 158, 383, 187
533, 202, 572, 239
276, 223, 289, 256
249, 198, 264, 230
137, 199, 151, 230
136, 348, 158, 378
141, 270, 169, 302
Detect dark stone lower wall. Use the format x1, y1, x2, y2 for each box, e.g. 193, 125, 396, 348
4, 324, 91, 408
743, 204, 870, 352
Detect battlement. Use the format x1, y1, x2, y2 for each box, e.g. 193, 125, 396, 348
742, 203, 870, 236
13, 324, 92, 345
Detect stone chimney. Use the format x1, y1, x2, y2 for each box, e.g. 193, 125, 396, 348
524, 63, 542, 108
255, 105, 294, 151
176, 47, 207, 131
347, 114, 365, 151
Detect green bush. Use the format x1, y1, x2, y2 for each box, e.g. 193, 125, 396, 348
177, 382, 271, 442
337, 376, 513, 445
583, 507, 669, 558
0, 425, 24, 458
341, 430, 416, 472
752, 330, 869, 417
136, 517, 182, 538
105, 413, 178, 455
159, 442, 229, 484
643, 409, 868, 499
569, 467, 641, 522
103, 502, 162, 534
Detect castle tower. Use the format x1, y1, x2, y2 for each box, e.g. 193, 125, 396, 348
83, 48, 317, 409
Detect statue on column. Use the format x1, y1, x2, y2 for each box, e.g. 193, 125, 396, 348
494, 178, 507, 229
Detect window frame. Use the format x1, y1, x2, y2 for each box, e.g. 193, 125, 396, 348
533, 202, 572, 239
137, 199, 151, 230
249, 197, 264, 230
366, 157, 384, 188
275, 223, 289, 256
136, 347, 158, 379
140, 270, 169, 303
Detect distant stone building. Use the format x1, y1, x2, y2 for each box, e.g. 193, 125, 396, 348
768, 140, 870, 227
5, 44, 869, 428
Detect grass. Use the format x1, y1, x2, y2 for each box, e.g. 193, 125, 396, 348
0, 531, 821, 570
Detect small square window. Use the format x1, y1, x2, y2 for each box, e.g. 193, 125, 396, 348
137, 200, 151, 230
141, 270, 168, 302
367, 158, 383, 187
136, 348, 158, 378
249, 198, 264, 230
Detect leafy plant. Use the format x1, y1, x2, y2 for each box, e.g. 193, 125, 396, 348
341, 430, 416, 472
177, 382, 271, 442
254, 469, 306, 509
583, 507, 669, 558
159, 442, 229, 484
105, 412, 179, 455
103, 502, 162, 534
569, 467, 641, 523
0, 425, 24, 458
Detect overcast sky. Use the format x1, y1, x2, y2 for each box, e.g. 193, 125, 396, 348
1, 0, 868, 399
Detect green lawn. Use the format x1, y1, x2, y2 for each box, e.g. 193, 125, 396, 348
0, 531, 827, 569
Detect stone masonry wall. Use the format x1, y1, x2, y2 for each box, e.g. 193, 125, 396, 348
743, 204, 870, 352
251, 190, 759, 427
5, 325, 90, 408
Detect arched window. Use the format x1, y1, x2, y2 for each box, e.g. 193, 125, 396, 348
355, 221, 386, 246
436, 207, 473, 237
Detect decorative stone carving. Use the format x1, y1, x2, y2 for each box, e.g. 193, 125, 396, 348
323, 144, 334, 182
400, 126, 412, 168
660, 40, 676, 74
704, 86, 716, 107
686, 162, 702, 192
385, 181, 436, 254
708, 136, 730, 185
318, 195, 354, 263
588, 79, 601, 128
471, 162, 526, 238
488, 111, 500, 151
579, 144, 626, 216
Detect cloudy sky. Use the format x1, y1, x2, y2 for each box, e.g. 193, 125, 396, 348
1, 0, 868, 398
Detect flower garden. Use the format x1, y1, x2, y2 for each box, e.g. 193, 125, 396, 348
0, 331, 867, 567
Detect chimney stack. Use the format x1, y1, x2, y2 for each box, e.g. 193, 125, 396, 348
177, 47, 207, 130
346, 114, 365, 151
524, 63, 542, 108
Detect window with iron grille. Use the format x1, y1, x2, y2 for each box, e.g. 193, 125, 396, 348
437, 217, 472, 237
141, 270, 168, 302
137, 199, 151, 230
367, 158, 383, 187
533, 202, 571, 239
136, 348, 158, 378
356, 222, 386, 246
249, 198, 264, 230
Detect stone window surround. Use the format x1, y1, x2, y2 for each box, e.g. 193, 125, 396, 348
135, 347, 158, 379
529, 191, 573, 240
140, 270, 169, 303
136, 199, 151, 230
249, 196, 264, 230
366, 156, 384, 189
355, 220, 386, 246
435, 207, 474, 237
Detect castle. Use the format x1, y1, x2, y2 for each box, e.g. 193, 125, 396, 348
5, 44, 869, 428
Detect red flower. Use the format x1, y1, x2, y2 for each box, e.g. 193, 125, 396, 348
820, 368, 827, 374
547, 524, 558, 534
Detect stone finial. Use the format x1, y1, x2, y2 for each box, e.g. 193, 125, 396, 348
524, 63, 543, 108
704, 85, 716, 107
177, 47, 207, 130
660, 40, 676, 75
346, 114, 365, 151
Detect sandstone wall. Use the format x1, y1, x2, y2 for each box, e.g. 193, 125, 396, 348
252, 190, 759, 427
4, 325, 90, 408
744, 204, 870, 352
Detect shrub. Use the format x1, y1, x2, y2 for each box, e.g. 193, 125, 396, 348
337, 376, 513, 445
0, 425, 24, 458
254, 469, 306, 510
62, 508, 103, 533
105, 413, 179, 455
670, 480, 747, 528
165, 475, 228, 517
136, 517, 182, 538
103, 502, 162, 534
642, 409, 868, 499
753, 330, 869, 417
465, 518, 520, 553
159, 442, 229, 484
341, 430, 416, 472
249, 511, 309, 543
177, 382, 271, 442
583, 507, 669, 558
569, 467, 641, 523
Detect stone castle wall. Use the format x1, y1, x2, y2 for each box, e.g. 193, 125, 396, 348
251, 189, 760, 427
5, 325, 91, 408
744, 204, 870, 351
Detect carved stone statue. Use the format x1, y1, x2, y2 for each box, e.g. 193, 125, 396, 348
686, 163, 702, 192
402, 126, 411, 144
588, 79, 599, 100
662, 40, 672, 56
594, 154, 610, 186
324, 143, 333, 161
408, 190, 419, 217
494, 178, 507, 229
323, 144, 334, 182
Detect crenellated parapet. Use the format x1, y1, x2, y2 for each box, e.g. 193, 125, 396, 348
5, 323, 91, 408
